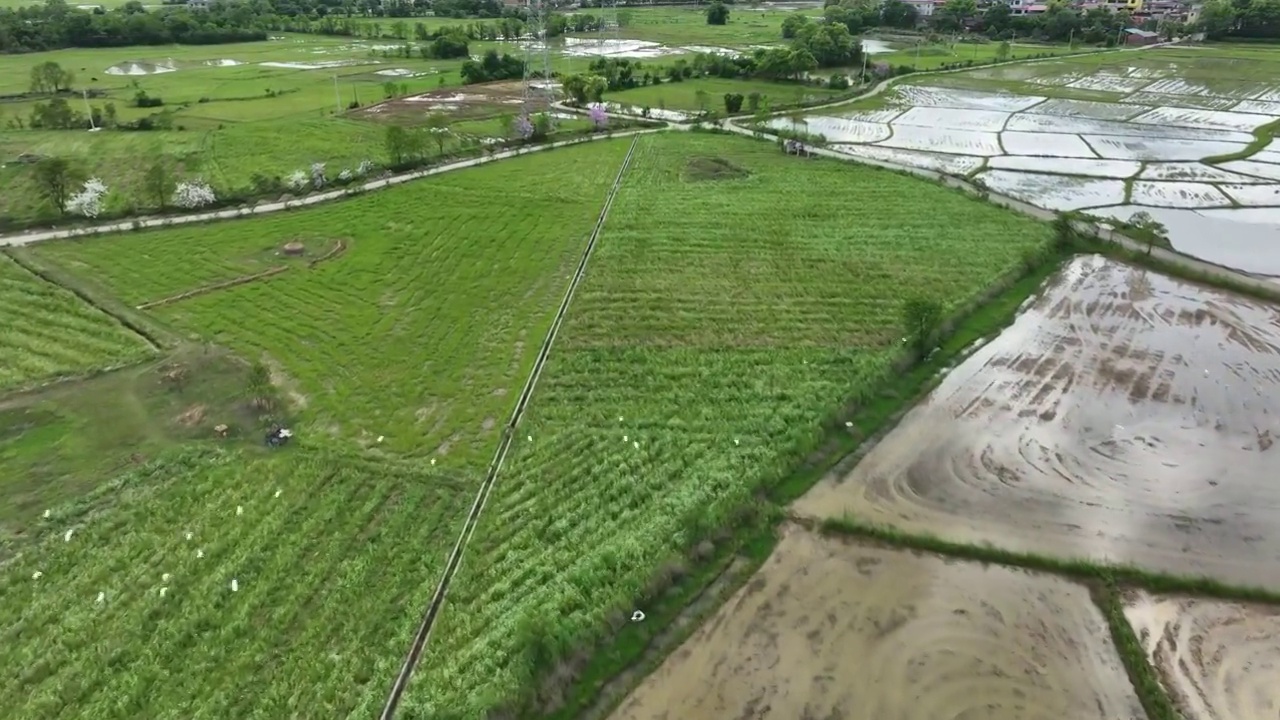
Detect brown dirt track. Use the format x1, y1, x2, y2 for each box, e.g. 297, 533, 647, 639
794, 255, 1280, 590
609, 525, 1144, 720
1125, 591, 1280, 720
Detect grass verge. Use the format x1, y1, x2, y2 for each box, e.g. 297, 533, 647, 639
814, 515, 1280, 605
1092, 580, 1183, 720
1202, 116, 1280, 164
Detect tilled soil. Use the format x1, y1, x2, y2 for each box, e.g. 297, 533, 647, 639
1125, 591, 1280, 720
609, 525, 1144, 720
794, 255, 1280, 589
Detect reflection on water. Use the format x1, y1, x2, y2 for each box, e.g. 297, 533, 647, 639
1087, 205, 1280, 277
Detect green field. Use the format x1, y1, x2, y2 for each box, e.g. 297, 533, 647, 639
0, 34, 605, 225
34, 141, 631, 463
3, 140, 637, 719
5, 130, 1054, 718
396, 131, 1052, 716
0, 254, 153, 392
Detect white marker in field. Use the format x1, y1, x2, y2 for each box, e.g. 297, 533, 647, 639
618, 416, 624, 422
623, 435, 628, 442
527, 435, 533, 442
43, 509, 51, 519
230, 578, 239, 593
64, 529, 74, 542
430, 458, 436, 466
845, 421, 853, 428
32, 571, 43, 580
631, 610, 645, 622
184, 531, 193, 541
159, 587, 168, 598
95, 592, 105, 604
274, 489, 282, 499
734, 438, 740, 446
162, 573, 171, 582
236, 505, 244, 516
633, 441, 640, 450
376, 435, 384, 443
197, 549, 205, 559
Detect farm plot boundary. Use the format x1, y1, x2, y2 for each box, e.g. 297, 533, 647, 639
3, 249, 162, 352
379, 135, 642, 720
134, 239, 348, 311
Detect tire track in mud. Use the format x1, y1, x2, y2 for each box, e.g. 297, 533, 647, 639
793, 255, 1280, 590
1125, 591, 1280, 720
610, 525, 1145, 720
377, 135, 642, 720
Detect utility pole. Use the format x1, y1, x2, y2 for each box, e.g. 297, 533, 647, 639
1069, 28, 1075, 48
82, 89, 96, 130
333, 74, 341, 113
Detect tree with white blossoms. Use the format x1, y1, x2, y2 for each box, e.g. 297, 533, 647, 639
171, 179, 216, 209
286, 169, 308, 192
338, 168, 353, 182
310, 162, 326, 189
66, 177, 108, 218
356, 160, 374, 176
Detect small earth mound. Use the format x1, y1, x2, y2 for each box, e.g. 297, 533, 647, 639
685, 157, 750, 182
281, 241, 306, 256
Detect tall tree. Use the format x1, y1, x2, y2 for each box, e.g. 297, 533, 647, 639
32, 157, 78, 215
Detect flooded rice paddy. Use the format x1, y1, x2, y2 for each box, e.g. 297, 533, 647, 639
790, 50, 1280, 274
610, 525, 1144, 720
793, 255, 1280, 589
1125, 592, 1280, 720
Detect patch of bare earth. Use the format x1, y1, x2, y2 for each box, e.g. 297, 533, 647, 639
1124, 591, 1280, 720
794, 255, 1280, 589
610, 524, 1143, 720
351, 80, 552, 124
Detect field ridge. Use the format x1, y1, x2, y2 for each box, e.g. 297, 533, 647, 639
4, 249, 161, 352
378, 135, 642, 720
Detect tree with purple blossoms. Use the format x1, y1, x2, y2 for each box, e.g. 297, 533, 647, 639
589, 104, 608, 129
514, 114, 534, 140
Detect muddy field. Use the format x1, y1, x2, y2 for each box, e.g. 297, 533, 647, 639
352, 80, 554, 123
610, 525, 1143, 720
793, 255, 1280, 589
1125, 591, 1280, 720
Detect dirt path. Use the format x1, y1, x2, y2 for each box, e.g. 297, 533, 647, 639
610, 524, 1144, 720
0, 129, 664, 248
1125, 591, 1280, 720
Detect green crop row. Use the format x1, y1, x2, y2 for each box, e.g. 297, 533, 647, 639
0, 448, 472, 720
0, 253, 154, 391
36, 141, 633, 468
400, 131, 1054, 716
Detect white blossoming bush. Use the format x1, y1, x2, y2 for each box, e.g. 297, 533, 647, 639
172, 179, 217, 209
310, 162, 326, 189
66, 177, 108, 218
356, 160, 374, 176
286, 169, 308, 191
338, 169, 353, 182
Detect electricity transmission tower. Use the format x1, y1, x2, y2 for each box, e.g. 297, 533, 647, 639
521, 0, 557, 116
597, 0, 620, 52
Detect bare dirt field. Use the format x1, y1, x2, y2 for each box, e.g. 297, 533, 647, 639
609, 524, 1144, 720
793, 254, 1280, 589
1125, 591, 1280, 720
351, 80, 553, 123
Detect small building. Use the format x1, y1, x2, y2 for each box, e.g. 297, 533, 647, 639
902, 0, 940, 17
1123, 28, 1160, 45
186, 0, 211, 9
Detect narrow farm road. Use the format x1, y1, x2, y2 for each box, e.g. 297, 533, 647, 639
377, 135, 643, 720
0, 128, 664, 247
